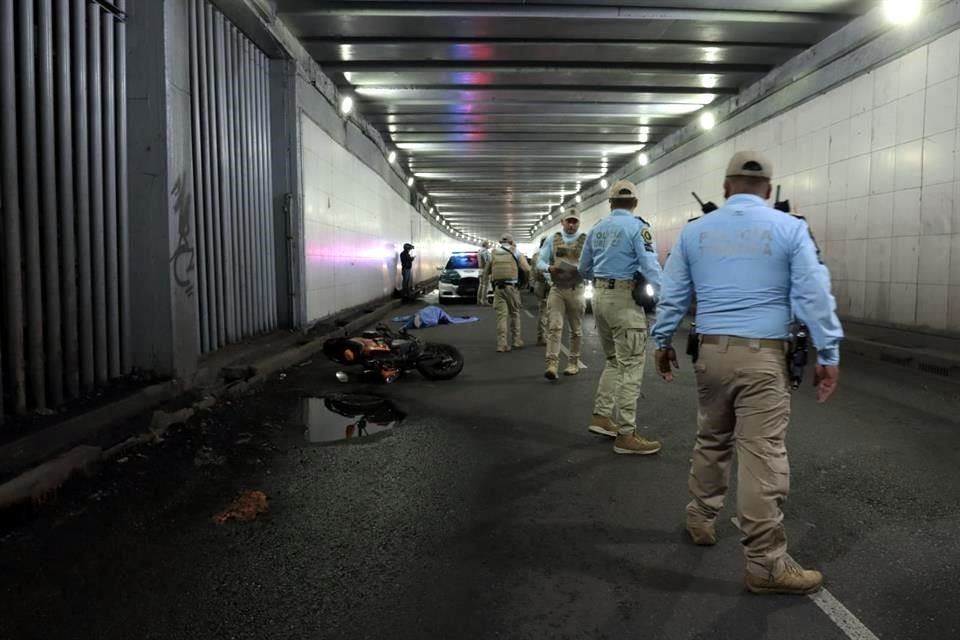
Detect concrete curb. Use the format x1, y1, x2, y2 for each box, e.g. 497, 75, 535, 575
0, 298, 403, 513
842, 336, 960, 382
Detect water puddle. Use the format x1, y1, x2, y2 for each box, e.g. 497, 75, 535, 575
301, 393, 406, 445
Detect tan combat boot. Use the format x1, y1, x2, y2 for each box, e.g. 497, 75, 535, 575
745, 559, 823, 595
587, 415, 617, 437
686, 518, 717, 546
544, 363, 559, 380
562, 362, 579, 376
613, 431, 661, 455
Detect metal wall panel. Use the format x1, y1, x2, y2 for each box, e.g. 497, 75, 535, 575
0, 0, 130, 423
188, 0, 278, 353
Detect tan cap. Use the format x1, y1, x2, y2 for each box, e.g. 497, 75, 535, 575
608, 179, 639, 200
725, 151, 773, 179
500, 232, 514, 244
562, 208, 580, 221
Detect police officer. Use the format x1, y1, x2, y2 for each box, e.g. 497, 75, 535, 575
651, 151, 843, 595
532, 237, 552, 345
539, 208, 587, 379
484, 233, 531, 352
579, 180, 663, 455
477, 241, 492, 306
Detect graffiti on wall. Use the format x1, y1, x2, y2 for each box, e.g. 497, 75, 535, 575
169, 173, 195, 297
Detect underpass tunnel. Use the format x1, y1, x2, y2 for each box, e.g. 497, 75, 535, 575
3, 2, 960, 639
1, 0, 956, 420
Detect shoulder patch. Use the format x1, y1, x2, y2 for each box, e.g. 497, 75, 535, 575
640, 227, 653, 244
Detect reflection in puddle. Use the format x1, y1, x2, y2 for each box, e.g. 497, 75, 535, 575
301, 393, 406, 444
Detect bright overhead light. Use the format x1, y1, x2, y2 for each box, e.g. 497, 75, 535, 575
343, 71, 353, 82
600, 179, 609, 189
422, 195, 429, 203
547, 214, 553, 221
699, 111, 716, 130
387, 150, 397, 163
406, 177, 414, 187
435, 214, 440, 221
700, 75, 719, 89
638, 153, 649, 166
339, 95, 354, 115
883, 0, 922, 24
575, 195, 582, 203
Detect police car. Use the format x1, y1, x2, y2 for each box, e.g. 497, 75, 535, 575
438, 251, 493, 303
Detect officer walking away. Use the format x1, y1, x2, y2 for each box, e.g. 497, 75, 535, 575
477, 241, 492, 305
539, 208, 587, 379
579, 180, 663, 455
400, 243, 415, 298
484, 233, 531, 352
651, 151, 843, 595
532, 237, 552, 345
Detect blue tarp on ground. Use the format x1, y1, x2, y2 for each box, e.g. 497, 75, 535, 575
392, 305, 480, 330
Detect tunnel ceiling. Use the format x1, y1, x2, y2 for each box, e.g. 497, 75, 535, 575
277, 0, 871, 240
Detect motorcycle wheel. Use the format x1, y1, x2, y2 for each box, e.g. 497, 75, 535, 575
416, 343, 464, 380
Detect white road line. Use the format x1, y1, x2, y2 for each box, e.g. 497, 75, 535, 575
809, 590, 881, 640
730, 518, 879, 640
522, 309, 535, 319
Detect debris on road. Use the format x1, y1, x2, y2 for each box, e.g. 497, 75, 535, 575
213, 490, 269, 525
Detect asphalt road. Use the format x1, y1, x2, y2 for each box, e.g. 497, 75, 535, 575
1, 294, 958, 640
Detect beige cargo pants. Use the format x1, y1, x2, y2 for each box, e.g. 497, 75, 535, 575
477, 274, 490, 305
545, 284, 585, 368
535, 283, 550, 343
687, 337, 791, 579
493, 284, 522, 350
591, 285, 647, 434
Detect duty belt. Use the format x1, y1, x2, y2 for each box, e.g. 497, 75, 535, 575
594, 278, 634, 290
493, 280, 516, 288
700, 335, 786, 351
552, 282, 585, 291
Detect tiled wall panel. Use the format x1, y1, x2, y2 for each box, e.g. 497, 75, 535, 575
300, 114, 463, 323
561, 29, 960, 333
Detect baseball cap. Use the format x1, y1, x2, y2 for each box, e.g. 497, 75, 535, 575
725, 151, 773, 179
608, 179, 639, 200
500, 233, 514, 244
562, 208, 580, 221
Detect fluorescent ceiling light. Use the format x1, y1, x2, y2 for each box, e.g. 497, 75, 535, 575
339, 95, 354, 115
699, 111, 716, 130
883, 0, 922, 24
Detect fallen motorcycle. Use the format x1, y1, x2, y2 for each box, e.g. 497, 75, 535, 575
322, 324, 464, 383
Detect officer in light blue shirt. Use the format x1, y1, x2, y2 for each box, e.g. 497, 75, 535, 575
578, 180, 664, 456
650, 150, 842, 596
578, 200, 663, 292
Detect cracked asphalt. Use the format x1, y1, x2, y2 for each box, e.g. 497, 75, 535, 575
1, 295, 959, 640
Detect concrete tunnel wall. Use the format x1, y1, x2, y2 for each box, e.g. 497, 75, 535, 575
299, 114, 466, 322
538, 27, 960, 335
290, 71, 470, 325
